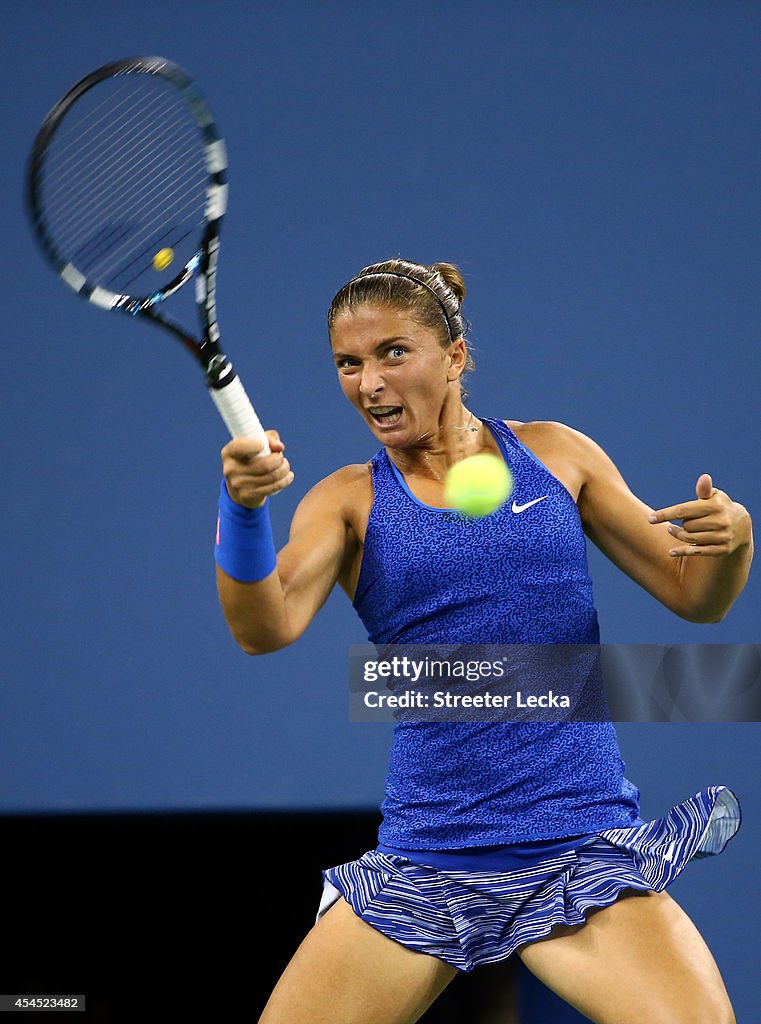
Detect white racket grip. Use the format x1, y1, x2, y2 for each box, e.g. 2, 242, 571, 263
209, 376, 271, 454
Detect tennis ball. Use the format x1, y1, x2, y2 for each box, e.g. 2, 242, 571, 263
444, 453, 514, 518
152, 247, 175, 271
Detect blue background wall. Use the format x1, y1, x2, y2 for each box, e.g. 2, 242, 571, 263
1, 2, 757, 1015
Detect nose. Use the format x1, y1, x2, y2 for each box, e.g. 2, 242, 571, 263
359, 364, 383, 398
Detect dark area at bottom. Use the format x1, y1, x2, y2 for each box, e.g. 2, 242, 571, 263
1, 810, 585, 1021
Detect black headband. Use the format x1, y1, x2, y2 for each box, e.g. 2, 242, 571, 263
350, 271, 455, 342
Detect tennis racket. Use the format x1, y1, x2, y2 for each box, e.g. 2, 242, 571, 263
25, 55, 269, 453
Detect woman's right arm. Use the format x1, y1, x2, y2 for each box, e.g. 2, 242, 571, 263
216, 432, 356, 655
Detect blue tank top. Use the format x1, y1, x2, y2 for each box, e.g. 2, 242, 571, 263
353, 417, 641, 848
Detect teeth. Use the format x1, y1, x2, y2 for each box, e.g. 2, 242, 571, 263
369, 406, 400, 414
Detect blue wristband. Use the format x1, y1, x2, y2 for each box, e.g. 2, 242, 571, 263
214, 480, 277, 582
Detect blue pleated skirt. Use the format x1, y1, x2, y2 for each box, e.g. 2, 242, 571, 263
318, 786, 740, 972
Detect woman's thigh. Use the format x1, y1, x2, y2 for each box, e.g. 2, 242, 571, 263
258, 896, 458, 1024
517, 888, 734, 1024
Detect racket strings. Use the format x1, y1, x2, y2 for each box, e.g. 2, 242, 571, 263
45, 100, 203, 242
38, 76, 209, 294
117, 225, 199, 291
45, 87, 199, 211
47, 127, 203, 255
43, 83, 171, 185
45, 126, 201, 245
43, 81, 152, 171
52, 136, 205, 269
97, 189, 205, 289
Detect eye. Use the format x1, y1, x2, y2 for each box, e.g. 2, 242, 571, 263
336, 357, 360, 372
387, 345, 407, 360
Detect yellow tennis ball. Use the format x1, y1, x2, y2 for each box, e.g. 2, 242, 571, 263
444, 453, 514, 518
152, 247, 175, 271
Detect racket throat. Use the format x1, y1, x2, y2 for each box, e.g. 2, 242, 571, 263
205, 353, 237, 389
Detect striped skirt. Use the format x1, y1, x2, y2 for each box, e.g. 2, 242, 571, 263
318, 786, 740, 972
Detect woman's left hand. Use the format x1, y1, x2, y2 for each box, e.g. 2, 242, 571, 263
648, 473, 752, 557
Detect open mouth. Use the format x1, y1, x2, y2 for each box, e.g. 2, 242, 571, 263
368, 406, 403, 426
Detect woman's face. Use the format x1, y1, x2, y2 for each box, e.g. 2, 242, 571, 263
330, 304, 462, 448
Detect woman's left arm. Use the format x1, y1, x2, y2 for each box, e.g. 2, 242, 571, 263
568, 428, 753, 623
647, 472, 753, 622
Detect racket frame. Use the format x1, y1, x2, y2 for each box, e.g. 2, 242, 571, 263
26, 56, 267, 443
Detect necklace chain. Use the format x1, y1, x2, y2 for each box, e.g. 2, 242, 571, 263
389, 413, 483, 483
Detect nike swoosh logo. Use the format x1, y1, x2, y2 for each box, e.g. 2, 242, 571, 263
512, 496, 549, 514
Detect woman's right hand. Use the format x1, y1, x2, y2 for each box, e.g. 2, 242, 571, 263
221, 430, 294, 508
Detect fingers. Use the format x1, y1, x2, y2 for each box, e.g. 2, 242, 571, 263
648, 490, 723, 525
666, 516, 732, 542
648, 476, 749, 558
220, 429, 294, 508
649, 482, 736, 556
222, 429, 284, 462
648, 503, 704, 525
668, 542, 732, 557
666, 517, 720, 535
695, 472, 714, 500
665, 525, 733, 557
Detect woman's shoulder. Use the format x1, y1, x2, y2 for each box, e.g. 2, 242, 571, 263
299, 461, 373, 518
503, 418, 594, 452
498, 419, 607, 500
294, 463, 374, 549
322, 461, 374, 488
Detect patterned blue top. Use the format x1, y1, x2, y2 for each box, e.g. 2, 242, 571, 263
353, 417, 641, 848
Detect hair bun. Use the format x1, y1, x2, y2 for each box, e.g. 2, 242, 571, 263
431, 263, 466, 307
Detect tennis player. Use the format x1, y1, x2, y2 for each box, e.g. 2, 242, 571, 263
215, 259, 752, 1024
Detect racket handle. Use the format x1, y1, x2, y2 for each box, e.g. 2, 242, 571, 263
209, 375, 271, 454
